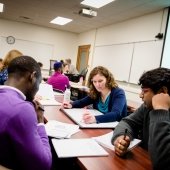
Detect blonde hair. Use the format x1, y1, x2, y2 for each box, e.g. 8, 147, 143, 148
2, 49, 23, 70
87, 66, 118, 99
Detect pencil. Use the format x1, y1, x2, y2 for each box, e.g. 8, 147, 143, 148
124, 129, 128, 140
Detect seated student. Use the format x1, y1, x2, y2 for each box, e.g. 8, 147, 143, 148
0, 56, 52, 170
63, 66, 127, 123
111, 67, 170, 170
47, 61, 69, 92
65, 58, 79, 74
38, 62, 43, 69
63, 63, 69, 74
0, 49, 23, 85
0, 58, 3, 70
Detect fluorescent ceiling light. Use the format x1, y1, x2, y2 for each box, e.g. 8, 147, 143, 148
50, 16, 72, 25
81, 0, 115, 8
0, 3, 4, 12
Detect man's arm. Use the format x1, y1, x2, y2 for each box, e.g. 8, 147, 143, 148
149, 93, 170, 170
10, 104, 52, 170
111, 104, 146, 156
149, 109, 170, 170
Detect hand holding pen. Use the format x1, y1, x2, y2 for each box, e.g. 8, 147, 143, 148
114, 128, 130, 157
33, 100, 45, 123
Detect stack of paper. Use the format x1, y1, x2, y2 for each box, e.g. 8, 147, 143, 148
61, 108, 118, 128
93, 131, 141, 151
45, 120, 80, 139
36, 83, 62, 106
52, 138, 109, 158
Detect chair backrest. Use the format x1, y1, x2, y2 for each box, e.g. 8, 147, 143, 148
80, 67, 88, 77
53, 88, 64, 94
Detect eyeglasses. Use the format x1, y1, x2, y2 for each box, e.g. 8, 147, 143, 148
141, 88, 150, 95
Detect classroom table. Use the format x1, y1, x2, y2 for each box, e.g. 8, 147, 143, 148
44, 104, 152, 170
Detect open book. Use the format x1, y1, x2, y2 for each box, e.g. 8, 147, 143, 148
93, 131, 141, 151
52, 138, 109, 158
61, 108, 118, 128
45, 120, 80, 139
36, 83, 62, 106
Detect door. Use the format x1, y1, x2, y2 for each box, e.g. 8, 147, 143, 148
76, 45, 90, 73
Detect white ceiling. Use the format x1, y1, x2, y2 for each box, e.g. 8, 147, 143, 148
0, 0, 170, 33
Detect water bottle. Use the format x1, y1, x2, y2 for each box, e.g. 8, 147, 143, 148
79, 76, 83, 85
63, 86, 71, 103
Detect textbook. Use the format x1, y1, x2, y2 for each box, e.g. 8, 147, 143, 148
45, 120, 80, 139
93, 131, 141, 151
36, 83, 62, 106
52, 138, 109, 158
61, 108, 118, 128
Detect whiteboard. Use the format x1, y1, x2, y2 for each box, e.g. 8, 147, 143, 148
0, 37, 54, 69
129, 41, 163, 84
92, 44, 133, 82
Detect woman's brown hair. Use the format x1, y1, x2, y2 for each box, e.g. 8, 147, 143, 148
87, 66, 118, 99
2, 49, 23, 70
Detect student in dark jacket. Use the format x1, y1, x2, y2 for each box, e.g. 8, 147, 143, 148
63, 66, 127, 124
111, 67, 170, 170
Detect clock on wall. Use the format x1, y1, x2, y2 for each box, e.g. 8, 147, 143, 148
6, 36, 15, 44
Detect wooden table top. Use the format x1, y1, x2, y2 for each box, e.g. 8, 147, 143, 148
44, 104, 152, 170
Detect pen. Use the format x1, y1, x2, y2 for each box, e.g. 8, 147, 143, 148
124, 128, 128, 140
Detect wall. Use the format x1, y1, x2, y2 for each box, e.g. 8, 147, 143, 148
0, 19, 78, 72
78, 9, 168, 102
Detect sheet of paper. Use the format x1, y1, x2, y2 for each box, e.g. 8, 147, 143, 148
93, 131, 141, 151
36, 83, 61, 106
61, 108, 118, 128
52, 138, 109, 158
39, 99, 61, 106
45, 120, 80, 138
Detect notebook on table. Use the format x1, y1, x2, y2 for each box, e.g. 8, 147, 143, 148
45, 120, 80, 139
52, 138, 109, 158
60, 108, 118, 128
93, 131, 141, 151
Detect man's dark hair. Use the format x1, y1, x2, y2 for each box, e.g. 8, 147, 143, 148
8, 56, 41, 79
138, 67, 170, 95
37, 62, 43, 68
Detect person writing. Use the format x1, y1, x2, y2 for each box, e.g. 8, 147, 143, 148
0, 56, 52, 170
111, 67, 170, 170
63, 66, 127, 123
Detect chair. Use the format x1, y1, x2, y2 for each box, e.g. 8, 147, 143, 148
53, 88, 64, 94
79, 67, 88, 80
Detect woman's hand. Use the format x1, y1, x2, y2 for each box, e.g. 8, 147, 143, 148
82, 112, 96, 124
62, 102, 72, 109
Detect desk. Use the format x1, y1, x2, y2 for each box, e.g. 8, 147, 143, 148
44, 105, 152, 170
